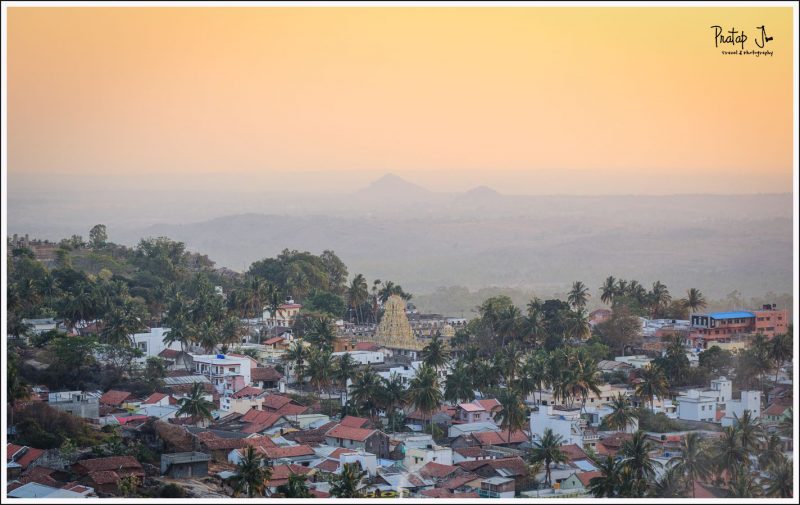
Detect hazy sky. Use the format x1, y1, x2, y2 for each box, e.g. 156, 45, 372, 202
7, 7, 795, 194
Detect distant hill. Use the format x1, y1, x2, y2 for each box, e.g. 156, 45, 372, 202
354, 173, 433, 199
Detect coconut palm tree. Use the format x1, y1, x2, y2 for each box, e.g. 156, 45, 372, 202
494, 387, 527, 445
176, 382, 215, 426
573, 352, 602, 416
565, 308, 591, 342
496, 304, 522, 347
347, 274, 369, 324
524, 299, 547, 348
305, 316, 337, 352
349, 366, 382, 419
405, 364, 443, 434
379, 372, 406, 433
758, 434, 784, 471
779, 408, 793, 437
284, 341, 307, 386
275, 472, 312, 498
230, 446, 271, 497
100, 299, 147, 346
600, 276, 617, 305
648, 281, 672, 318
769, 327, 792, 382
634, 365, 669, 412
621, 431, 660, 497
764, 455, 793, 498
444, 362, 475, 404
648, 463, 689, 498
529, 428, 566, 486
712, 426, 746, 479
334, 352, 357, 393
588, 455, 623, 497
567, 281, 590, 310
670, 432, 710, 498
329, 462, 366, 498
421, 333, 449, 371
734, 409, 764, 455
684, 288, 707, 313
726, 467, 762, 498
306, 348, 334, 414
605, 393, 637, 432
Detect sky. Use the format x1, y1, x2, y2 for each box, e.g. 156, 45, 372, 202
6, 6, 796, 194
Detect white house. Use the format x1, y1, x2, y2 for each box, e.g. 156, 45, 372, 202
721, 390, 761, 427
676, 390, 718, 422
530, 405, 584, 446
614, 355, 653, 369
191, 354, 254, 394
131, 328, 182, 363
340, 450, 378, 477
332, 350, 384, 366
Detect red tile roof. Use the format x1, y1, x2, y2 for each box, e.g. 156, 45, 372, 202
764, 403, 790, 416
560, 443, 588, 461
441, 473, 480, 490
241, 423, 269, 434
314, 459, 340, 473
325, 424, 377, 442
472, 429, 528, 446
458, 403, 485, 412
419, 461, 459, 480
576, 471, 601, 487
328, 448, 356, 460
340, 416, 371, 428
15, 447, 45, 470
232, 386, 265, 399
275, 403, 308, 417
199, 433, 276, 451
262, 336, 285, 346
99, 390, 132, 406
354, 342, 380, 351
18, 466, 59, 487
240, 409, 286, 428
7, 443, 25, 460
142, 392, 168, 404
87, 470, 120, 485
158, 349, 182, 359
262, 395, 294, 411
74, 456, 143, 475
266, 464, 313, 487
475, 399, 502, 411
251, 367, 283, 382
457, 456, 528, 477
263, 445, 315, 459
453, 446, 492, 458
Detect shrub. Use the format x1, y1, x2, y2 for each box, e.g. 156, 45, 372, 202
159, 483, 186, 498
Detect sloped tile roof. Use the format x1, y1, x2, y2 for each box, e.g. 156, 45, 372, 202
419, 461, 459, 480
325, 424, 377, 442
340, 416, 371, 428
251, 367, 283, 382
99, 390, 132, 406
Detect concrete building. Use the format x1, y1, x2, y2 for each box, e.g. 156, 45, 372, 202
191, 354, 254, 394
131, 328, 182, 363
160, 452, 210, 478
529, 406, 585, 447
331, 350, 384, 365
721, 390, 761, 427
689, 305, 788, 349
676, 390, 718, 422
614, 355, 653, 369
324, 424, 390, 459
47, 391, 100, 420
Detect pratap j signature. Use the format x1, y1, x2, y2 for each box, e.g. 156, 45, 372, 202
711, 25, 773, 49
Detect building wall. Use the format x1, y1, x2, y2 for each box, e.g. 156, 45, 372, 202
166, 461, 209, 479
676, 396, 716, 422
49, 398, 100, 420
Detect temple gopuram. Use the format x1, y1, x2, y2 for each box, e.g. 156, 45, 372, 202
371, 294, 425, 357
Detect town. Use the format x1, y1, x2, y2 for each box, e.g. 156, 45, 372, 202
5, 230, 794, 499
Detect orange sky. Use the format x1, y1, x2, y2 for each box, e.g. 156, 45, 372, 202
7, 7, 795, 193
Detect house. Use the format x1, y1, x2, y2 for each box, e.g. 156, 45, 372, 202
7, 444, 45, 479
478, 476, 515, 498
332, 350, 385, 365
340, 415, 376, 429
418, 461, 461, 482
135, 404, 179, 421
560, 470, 600, 493
21, 318, 60, 335
7, 482, 91, 499
47, 391, 100, 420
452, 446, 498, 464
472, 429, 529, 448
141, 392, 175, 407
228, 444, 316, 467
457, 399, 500, 424
403, 443, 453, 471
160, 452, 210, 478
191, 354, 255, 394
195, 431, 276, 462
250, 366, 283, 389
689, 306, 788, 348
262, 394, 308, 418
71, 456, 145, 494
324, 424, 390, 458
99, 390, 132, 408
456, 456, 531, 491
763, 402, 792, 424
158, 348, 192, 371
721, 390, 761, 427
266, 464, 315, 493
448, 421, 500, 439
130, 327, 182, 362
263, 298, 303, 328
530, 405, 585, 447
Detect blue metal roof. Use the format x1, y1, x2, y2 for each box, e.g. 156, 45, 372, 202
707, 311, 755, 319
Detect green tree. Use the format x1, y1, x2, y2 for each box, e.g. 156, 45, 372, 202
405, 364, 443, 434
176, 383, 215, 426
620, 431, 660, 497
684, 288, 707, 313
421, 333, 449, 371
89, 224, 108, 249
230, 446, 271, 498
763, 455, 793, 498
494, 387, 527, 445
567, 280, 590, 310
634, 365, 669, 412
648, 464, 689, 498
600, 276, 617, 305
588, 454, 623, 497
605, 393, 637, 432
276, 473, 312, 498
329, 462, 366, 498
530, 428, 566, 486
769, 326, 792, 382
444, 362, 475, 404
670, 432, 710, 498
